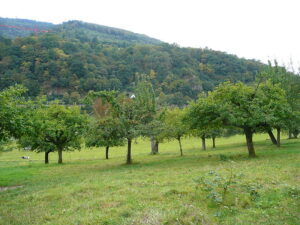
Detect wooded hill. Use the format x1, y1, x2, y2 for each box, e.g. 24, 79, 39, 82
0, 18, 54, 39
0, 18, 264, 106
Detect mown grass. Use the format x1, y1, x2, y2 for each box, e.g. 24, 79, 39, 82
0, 134, 299, 225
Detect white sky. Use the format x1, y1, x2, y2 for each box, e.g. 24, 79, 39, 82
1, 0, 300, 70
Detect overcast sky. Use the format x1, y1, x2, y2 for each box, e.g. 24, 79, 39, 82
1, 0, 300, 70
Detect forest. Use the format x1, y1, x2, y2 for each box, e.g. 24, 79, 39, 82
1, 18, 264, 106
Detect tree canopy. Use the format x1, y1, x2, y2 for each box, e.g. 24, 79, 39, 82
86, 80, 156, 164
0, 85, 27, 146
186, 81, 292, 157
18, 102, 87, 163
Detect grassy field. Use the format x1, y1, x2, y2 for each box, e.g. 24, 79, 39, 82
0, 134, 299, 225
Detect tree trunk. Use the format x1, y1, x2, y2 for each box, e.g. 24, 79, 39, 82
126, 138, 132, 164
267, 129, 278, 145
45, 151, 50, 164
58, 147, 63, 164
105, 146, 109, 159
150, 138, 159, 155
178, 136, 183, 156
212, 136, 216, 149
154, 141, 159, 154
288, 130, 293, 139
277, 127, 281, 147
244, 127, 256, 158
201, 136, 206, 150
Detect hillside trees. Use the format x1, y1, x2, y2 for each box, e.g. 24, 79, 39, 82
0, 26, 264, 106
0, 18, 54, 39
19, 102, 87, 164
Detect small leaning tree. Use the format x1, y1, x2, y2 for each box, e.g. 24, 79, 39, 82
86, 117, 125, 159
164, 108, 188, 156
257, 81, 292, 147
185, 95, 223, 151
